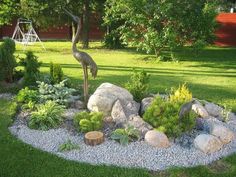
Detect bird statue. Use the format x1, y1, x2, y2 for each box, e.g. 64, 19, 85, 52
178, 99, 196, 119
64, 9, 98, 104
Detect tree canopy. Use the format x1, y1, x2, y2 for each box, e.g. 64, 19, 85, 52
104, 0, 220, 56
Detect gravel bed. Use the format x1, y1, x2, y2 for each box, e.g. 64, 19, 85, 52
9, 115, 236, 171
0, 93, 14, 100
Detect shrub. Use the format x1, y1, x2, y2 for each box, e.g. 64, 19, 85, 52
16, 87, 39, 104
37, 79, 75, 105
19, 51, 41, 86
103, 32, 126, 49
74, 111, 103, 133
169, 83, 192, 104
0, 38, 16, 82
28, 100, 65, 130
58, 140, 80, 152
143, 95, 196, 138
125, 70, 150, 102
50, 62, 63, 84
111, 126, 140, 146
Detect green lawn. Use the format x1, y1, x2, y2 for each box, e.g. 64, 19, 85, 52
14, 42, 236, 110
1, 42, 236, 177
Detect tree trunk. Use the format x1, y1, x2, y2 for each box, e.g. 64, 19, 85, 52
82, 0, 90, 49
84, 131, 104, 146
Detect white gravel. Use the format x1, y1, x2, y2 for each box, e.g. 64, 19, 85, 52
9, 115, 236, 171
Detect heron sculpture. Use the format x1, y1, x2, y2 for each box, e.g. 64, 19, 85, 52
64, 9, 98, 104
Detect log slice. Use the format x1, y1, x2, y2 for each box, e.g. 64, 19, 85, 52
84, 131, 104, 146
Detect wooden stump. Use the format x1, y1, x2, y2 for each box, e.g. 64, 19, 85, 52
84, 131, 104, 146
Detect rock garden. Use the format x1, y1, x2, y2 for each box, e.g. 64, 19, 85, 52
8, 71, 236, 171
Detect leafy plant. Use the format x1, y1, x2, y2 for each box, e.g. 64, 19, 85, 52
58, 140, 80, 152
21, 100, 37, 111
74, 111, 103, 133
28, 101, 65, 130
125, 70, 150, 102
19, 51, 41, 86
111, 126, 140, 146
16, 87, 39, 104
50, 62, 64, 84
143, 95, 196, 138
0, 38, 16, 82
37, 80, 75, 105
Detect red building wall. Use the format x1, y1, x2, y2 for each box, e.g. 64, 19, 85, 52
215, 13, 236, 46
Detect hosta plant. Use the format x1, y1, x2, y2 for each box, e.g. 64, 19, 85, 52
111, 126, 140, 146
28, 101, 65, 130
37, 79, 75, 105
74, 111, 103, 133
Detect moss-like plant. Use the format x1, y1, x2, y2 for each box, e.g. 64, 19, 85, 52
74, 111, 103, 133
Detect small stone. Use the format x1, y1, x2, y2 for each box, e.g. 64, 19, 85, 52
145, 130, 170, 148
140, 97, 154, 115
192, 103, 209, 118
194, 134, 223, 153
210, 124, 234, 144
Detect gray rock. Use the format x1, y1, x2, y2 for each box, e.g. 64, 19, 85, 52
140, 97, 154, 115
87, 83, 133, 115
63, 109, 83, 120
192, 103, 209, 118
205, 103, 223, 118
127, 115, 153, 137
145, 130, 170, 148
111, 100, 128, 125
210, 124, 234, 144
194, 134, 223, 153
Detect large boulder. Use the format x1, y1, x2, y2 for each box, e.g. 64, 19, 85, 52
210, 124, 234, 144
87, 83, 133, 115
140, 97, 154, 115
127, 115, 153, 137
192, 103, 209, 118
145, 130, 170, 148
194, 134, 223, 153
205, 103, 223, 118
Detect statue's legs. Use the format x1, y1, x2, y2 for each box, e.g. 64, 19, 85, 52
83, 65, 89, 105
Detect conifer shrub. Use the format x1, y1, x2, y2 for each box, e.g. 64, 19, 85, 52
143, 84, 196, 138
50, 62, 63, 84
0, 38, 17, 82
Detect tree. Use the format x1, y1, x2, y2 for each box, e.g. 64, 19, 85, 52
104, 0, 220, 56
0, 0, 19, 26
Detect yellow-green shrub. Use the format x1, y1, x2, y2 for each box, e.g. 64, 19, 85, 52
169, 83, 192, 104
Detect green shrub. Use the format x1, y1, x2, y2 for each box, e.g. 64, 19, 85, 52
143, 96, 196, 138
37, 80, 75, 105
0, 38, 16, 82
125, 70, 150, 102
74, 111, 103, 133
50, 62, 63, 84
58, 140, 80, 152
111, 126, 140, 146
28, 101, 65, 130
19, 51, 41, 86
16, 87, 39, 104
103, 32, 126, 49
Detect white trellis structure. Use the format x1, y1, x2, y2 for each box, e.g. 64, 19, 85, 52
12, 18, 45, 50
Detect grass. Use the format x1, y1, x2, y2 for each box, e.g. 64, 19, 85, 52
0, 42, 236, 176
1, 99, 236, 177
13, 42, 236, 109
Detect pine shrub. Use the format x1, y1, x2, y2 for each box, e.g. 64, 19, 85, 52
50, 62, 63, 84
